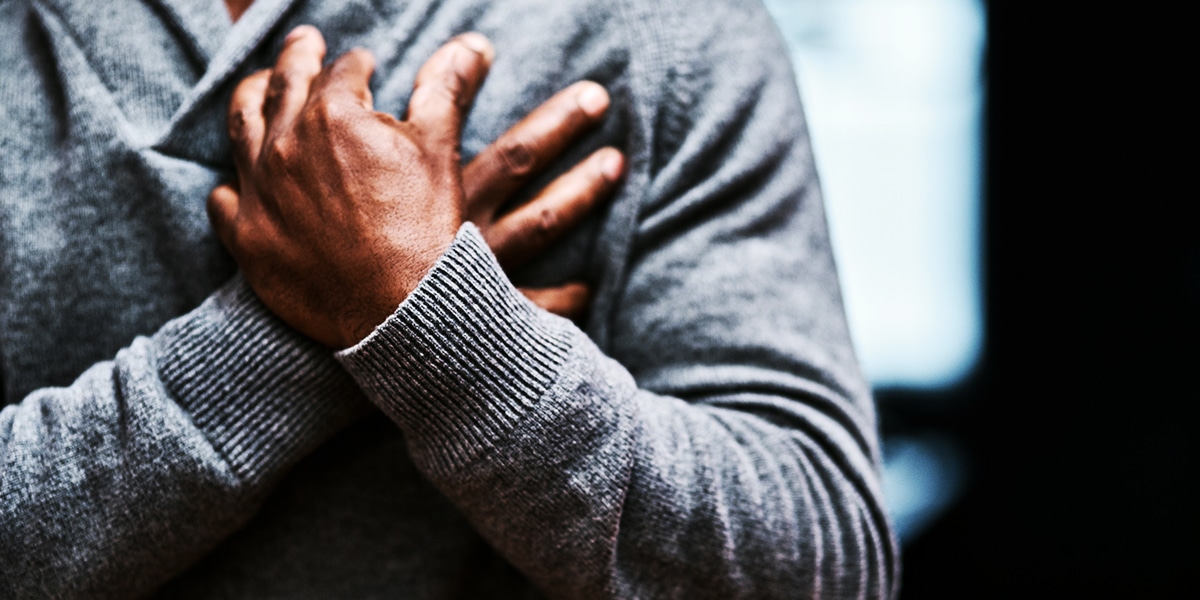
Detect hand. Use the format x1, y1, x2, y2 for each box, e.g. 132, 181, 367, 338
210, 27, 622, 348
464, 80, 624, 321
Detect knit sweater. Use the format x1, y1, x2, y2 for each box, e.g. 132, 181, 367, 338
0, 0, 897, 597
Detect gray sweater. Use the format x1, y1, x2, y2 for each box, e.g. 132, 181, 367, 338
0, 0, 897, 597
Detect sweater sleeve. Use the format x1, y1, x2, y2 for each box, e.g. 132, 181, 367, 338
340, 223, 894, 599
0, 277, 366, 599
336, 2, 897, 596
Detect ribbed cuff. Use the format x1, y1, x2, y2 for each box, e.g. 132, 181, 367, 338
336, 223, 574, 476
153, 277, 363, 488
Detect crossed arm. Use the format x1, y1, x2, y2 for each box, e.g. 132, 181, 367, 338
1, 20, 897, 599
206, 25, 897, 599
0, 30, 621, 598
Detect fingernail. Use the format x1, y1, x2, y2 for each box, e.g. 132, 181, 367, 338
458, 32, 493, 57
577, 83, 609, 117
600, 149, 624, 182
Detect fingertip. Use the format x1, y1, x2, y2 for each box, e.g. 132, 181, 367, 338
451, 34, 493, 91
457, 32, 495, 63
576, 82, 610, 118
598, 147, 624, 182
346, 47, 377, 73
281, 25, 327, 64
285, 24, 322, 45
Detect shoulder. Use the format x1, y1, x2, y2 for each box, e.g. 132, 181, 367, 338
617, 0, 808, 203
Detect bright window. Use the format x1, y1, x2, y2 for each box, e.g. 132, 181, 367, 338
762, 0, 986, 390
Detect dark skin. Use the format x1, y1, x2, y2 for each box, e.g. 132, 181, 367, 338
209, 26, 623, 348
225, 0, 253, 23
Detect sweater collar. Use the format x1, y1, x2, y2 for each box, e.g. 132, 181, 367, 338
157, 0, 300, 143
146, 0, 232, 64
32, 0, 299, 153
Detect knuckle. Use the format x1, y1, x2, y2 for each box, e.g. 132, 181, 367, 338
273, 66, 318, 88
533, 207, 558, 240
496, 137, 537, 178
301, 100, 367, 139
264, 68, 313, 110
266, 71, 291, 98
227, 108, 249, 138
227, 109, 260, 145
310, 98, 349, 126
264, 135, 297, 170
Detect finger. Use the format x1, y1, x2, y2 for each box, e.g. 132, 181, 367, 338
520, 283, 591, 320
485, 147, 623, 268
406, 32, 494, 142
464, 81, 611, 218
310, 47, 376, 110
207, 183, 241, 254
228, 69, 271, 176
263, 25, 327, 141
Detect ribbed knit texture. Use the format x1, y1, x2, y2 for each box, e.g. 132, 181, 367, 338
339, 225, 574, 476
155, 278, 366, 487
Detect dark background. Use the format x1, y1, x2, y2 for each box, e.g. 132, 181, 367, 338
884, 4, 1194, 597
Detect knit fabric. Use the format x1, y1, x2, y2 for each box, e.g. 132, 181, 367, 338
0, 0, 898, 597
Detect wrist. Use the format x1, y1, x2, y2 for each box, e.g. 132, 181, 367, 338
336, 223, 460, 348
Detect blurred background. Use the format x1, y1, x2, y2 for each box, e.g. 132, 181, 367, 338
760, 1, 1192, 597
762, 0, 982, 552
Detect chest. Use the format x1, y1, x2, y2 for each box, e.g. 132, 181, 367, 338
0, 0, 630, 399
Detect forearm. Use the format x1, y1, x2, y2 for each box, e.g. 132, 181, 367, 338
0, 278, 365, 599
337, 227, 893, 598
